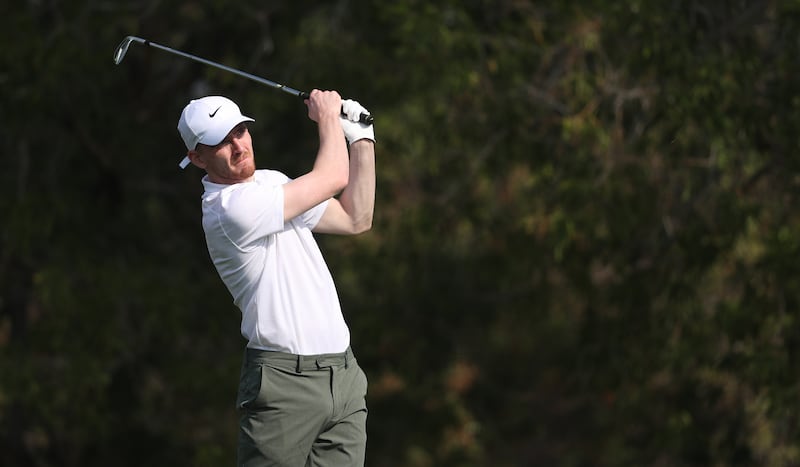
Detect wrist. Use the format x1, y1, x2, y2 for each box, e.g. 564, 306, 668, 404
342, 121, 375, 145
349, 138, 375, 147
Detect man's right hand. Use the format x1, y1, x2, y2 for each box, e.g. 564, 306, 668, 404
305, 89, 343, 123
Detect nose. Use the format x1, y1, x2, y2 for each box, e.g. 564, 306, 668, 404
230, 135, 245, 153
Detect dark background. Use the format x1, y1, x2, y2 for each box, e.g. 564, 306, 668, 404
2, 1, 799, 465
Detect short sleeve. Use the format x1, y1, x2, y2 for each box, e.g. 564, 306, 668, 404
217, 182, 285, 248
300, 199, 330, 229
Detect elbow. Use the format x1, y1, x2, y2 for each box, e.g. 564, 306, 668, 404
353, 215, 373, 235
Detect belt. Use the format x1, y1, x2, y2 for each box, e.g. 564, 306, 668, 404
245, 346, 353, 373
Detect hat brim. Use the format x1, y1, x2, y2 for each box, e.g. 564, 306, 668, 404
197, 116, 255, 147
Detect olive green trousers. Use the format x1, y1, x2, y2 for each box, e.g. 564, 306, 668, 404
236, 346, 368, 467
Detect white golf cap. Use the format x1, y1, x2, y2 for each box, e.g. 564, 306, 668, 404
177, 96, 255, 169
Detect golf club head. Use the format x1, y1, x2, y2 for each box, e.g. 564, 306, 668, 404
113, 36, 145, 65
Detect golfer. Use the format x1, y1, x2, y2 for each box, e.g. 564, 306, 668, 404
178, 90, 375, 466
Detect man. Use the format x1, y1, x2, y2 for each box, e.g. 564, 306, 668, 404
177, 90, 375, 466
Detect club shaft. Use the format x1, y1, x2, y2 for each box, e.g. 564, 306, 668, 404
144, 40, 307, 98
117, 36, 372, 124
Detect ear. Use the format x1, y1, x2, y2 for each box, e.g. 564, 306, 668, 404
188, 150, 206, 169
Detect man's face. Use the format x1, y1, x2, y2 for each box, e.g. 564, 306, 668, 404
190, 123, 256, 184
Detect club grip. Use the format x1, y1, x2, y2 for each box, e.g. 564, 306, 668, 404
355, 112, 374, 125
299, 92, 374, 125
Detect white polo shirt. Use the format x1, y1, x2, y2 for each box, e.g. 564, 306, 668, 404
200, 169, 350, 355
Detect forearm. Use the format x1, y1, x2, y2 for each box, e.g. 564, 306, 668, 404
313, 114, 349, 186
338, 140, 376, 232
283, 92, 349, 222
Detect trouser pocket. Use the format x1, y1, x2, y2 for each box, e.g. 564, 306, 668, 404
236, 363, 265, 410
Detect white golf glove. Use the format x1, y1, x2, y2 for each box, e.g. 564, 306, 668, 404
340, 99, 375, 145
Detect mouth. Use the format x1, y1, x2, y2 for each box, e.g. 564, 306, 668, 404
233, 152, 251, 166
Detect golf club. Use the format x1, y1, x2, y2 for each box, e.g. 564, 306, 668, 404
114, 36, 373, 125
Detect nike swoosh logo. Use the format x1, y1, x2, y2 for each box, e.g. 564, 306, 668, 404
209, 106, 221, 118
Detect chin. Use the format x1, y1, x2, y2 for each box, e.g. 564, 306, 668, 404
240, 164, 256, 178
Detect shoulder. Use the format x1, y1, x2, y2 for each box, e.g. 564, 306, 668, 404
255, 169, 290, 185
202, 170, 287, 227
220, 170, 287, 204
219, 173, 286, 227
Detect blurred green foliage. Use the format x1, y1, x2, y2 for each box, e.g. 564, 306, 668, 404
2, 1, 799, 466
